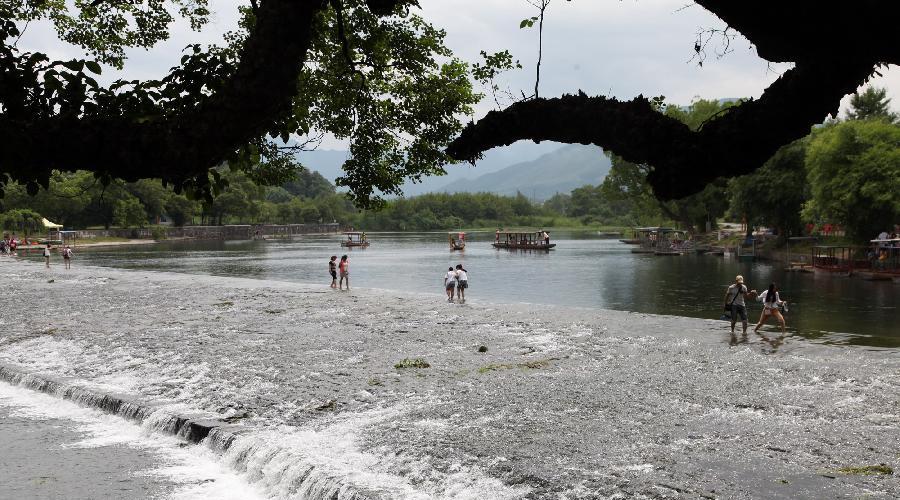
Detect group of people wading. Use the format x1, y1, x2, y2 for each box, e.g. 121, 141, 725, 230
724, 275, 788, 336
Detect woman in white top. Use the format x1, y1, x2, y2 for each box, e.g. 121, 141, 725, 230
454, 264, 468, 303
754, 282, 787, 334
444, 267, 457, 303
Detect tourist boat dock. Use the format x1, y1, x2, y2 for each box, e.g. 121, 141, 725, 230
618, 228, 642, 244
627, 227, 690, 255
493, 231, 555, 250
340, 231, 370, 248
811, 241, 900, 280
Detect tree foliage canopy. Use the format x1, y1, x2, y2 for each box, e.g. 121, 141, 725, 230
2, 0, 898, 209
802, 120, 900, 240
846, 87, 897, 122
0, 0, 477, 208
728, 139, 809, 241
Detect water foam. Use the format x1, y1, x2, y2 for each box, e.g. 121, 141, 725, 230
0, 380, 267, 500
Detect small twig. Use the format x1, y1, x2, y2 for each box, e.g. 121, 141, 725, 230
688, 26, 735, 66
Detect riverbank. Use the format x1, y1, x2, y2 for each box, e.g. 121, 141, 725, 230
16, 238, 163, 251
0, 259, 897, 499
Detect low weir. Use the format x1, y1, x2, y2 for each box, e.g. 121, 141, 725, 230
0, 364, 375, 500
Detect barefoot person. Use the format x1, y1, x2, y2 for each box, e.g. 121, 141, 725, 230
338, 255, 350, 291
444, 267, 457, 302
42, 243, 51, 268
455, 264, 468, 303
723, 275, 755, 335
754, 282, 787, 334
62, 245, 73, 269
328, 255, 338, 288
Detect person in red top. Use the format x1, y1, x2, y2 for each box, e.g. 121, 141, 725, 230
338, 255, 350, 291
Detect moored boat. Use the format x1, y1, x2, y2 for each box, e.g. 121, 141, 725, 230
493, 230, 555, 250
340, 231, 370, 248
628, 227, 689, 256
449, 232, 466, 251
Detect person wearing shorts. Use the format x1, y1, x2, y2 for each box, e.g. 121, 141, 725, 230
755, 282, 787, 334
444, 267, 457, 303
328, 256, 338, 288
724, 275, 755, 335
338, 255, 349, 291
62, 245, 73, 269
454, 264, 468, 303
42, 243, 51, 268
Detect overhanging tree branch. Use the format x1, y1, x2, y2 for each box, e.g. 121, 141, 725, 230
0, 0, 408, 195
447, 60, 875, 200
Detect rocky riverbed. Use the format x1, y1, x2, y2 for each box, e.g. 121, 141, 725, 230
0, 258, 898, 499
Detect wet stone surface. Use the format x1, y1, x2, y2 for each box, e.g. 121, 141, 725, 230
0, 259, 898, 499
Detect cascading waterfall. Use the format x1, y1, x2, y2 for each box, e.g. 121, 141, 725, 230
0, 364, 374, 500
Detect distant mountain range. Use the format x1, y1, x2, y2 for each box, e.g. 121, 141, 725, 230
295, 141, 563, 194
296, 142, 610, 200
437, 144, 611, 200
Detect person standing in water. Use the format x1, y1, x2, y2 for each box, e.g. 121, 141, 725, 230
444, 267, 457, 302
455, 264, 468, 303
723, 275, 756, 335
338, 255, 350, 291
62, 245, 73, 269
754, 282, 787, 334
42, 243, 51, 268
328, 255, 338, 288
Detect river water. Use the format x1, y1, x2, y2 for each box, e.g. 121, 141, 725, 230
32, 231, 899, 348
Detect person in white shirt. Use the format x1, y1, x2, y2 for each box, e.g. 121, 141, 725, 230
42, 243, 51, 268
723, 275, 756, 335
754, 282, 787, 334
454, 264, 468, 303
444, 267, 457, 303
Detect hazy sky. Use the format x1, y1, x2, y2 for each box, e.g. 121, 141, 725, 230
17, 0, 900, 141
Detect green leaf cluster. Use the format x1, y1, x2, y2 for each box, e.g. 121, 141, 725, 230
802, 120, 900, 240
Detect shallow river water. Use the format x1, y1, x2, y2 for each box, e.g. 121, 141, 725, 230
37, 231, 899, 348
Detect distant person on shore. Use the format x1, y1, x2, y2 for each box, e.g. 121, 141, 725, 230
723, 275, 756, 335
454, 264, 468, 303
43, 243, 51, 268
754, 282, 787, 334
329, 255, 338, 288
338, 255, 349, 291
62, 245, 73, 269
444, 267, 456, 302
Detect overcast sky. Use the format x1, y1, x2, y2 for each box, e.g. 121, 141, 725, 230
18, 0, 900, 145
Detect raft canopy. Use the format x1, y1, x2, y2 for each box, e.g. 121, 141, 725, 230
42, 218, 63, 229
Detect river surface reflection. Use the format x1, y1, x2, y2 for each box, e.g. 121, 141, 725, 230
39, 231, 899, 348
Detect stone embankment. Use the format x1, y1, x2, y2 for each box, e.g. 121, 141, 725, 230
0, 259, 897, 499
60, 222, 344, 241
